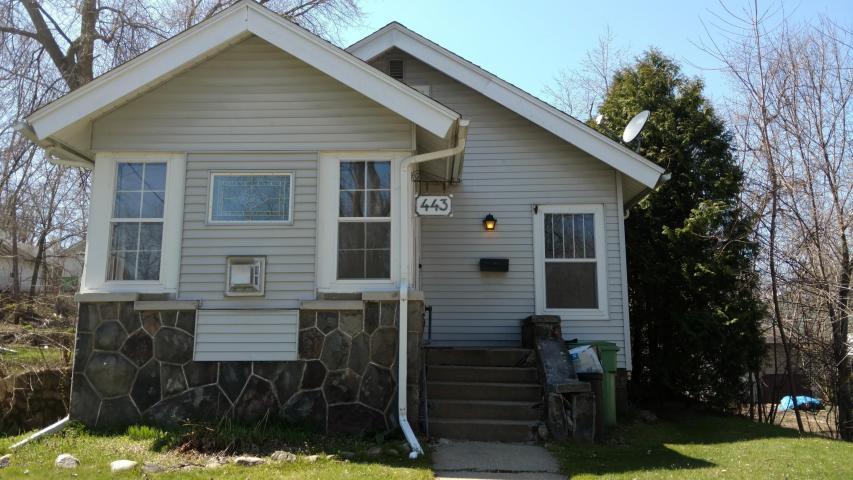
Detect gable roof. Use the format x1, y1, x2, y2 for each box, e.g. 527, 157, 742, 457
24, 1, 460, 144
348, 22, 665, 189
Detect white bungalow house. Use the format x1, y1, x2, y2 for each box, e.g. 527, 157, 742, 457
17, 1, 664, 448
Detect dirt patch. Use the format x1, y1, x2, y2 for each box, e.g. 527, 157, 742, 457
742, 404, 838, 438
774, 406, 837, 437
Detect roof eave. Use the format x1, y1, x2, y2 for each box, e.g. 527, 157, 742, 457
348, 23, 665, 188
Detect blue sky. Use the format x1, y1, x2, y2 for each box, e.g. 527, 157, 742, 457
341, 0, 852, 108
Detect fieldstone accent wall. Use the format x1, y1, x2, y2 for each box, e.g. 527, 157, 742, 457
1, 368, 70, 434
69, 300, 425, 435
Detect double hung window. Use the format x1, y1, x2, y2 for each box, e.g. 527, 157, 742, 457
108, 162, 166, 281
337, 161, 391, 279
535, 204, 607, 318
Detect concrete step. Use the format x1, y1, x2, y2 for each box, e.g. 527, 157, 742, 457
430, 399, 541, 421
428, 381, 541, 402
428, 418, 537, 442
426, 348, 535, 367
428, 365, 539, 384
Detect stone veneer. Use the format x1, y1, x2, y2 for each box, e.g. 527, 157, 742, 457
70, 300, 425, 434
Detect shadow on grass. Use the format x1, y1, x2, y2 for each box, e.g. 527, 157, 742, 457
551, 412, 802, 478
78, 418, 428, 469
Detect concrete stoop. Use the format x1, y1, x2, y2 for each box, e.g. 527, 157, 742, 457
431, 440, 564, 480
426, 348, 542, 442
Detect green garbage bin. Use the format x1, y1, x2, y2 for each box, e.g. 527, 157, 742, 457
568, 340, 619, 427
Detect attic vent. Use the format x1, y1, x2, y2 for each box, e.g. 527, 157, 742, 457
389, 59, 405, 80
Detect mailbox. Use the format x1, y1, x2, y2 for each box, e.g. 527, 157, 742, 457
479, 258, 509, 272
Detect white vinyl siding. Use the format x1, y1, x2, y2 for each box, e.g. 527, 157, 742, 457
178, 152, 316, 309
91, 36, 413, 152
194, 309, 297, 361
372, 51, 630, 368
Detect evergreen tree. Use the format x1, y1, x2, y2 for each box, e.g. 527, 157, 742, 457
595, 50, 764, 408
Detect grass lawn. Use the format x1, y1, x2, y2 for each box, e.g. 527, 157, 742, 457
0, 344, 67, 374
551, 412, 853, 479
0, 423, 433, 479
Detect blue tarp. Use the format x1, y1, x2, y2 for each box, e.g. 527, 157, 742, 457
778, 395, 822, 411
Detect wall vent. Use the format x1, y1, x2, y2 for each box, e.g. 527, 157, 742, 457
389, 59, 405, 80
225, 256, 265, 296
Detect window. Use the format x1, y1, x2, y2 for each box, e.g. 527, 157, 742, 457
81, 153, 184, 294
108, 162, 166, 281
535, 205, 607, 318
316, 152, 402, 292
209, 173, 292, 223
337, 161, 391, 279
544, 213, 597, 308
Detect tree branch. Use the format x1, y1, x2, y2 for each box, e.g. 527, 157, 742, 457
0, 25, 40, 40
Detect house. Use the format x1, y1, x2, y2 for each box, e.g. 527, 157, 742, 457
17, 1, 665, 449
0, 232, 84, 296
54, 240, 86, 292
0, 230, 78, 294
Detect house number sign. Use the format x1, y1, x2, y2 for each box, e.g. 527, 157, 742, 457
415, 195, 452, 216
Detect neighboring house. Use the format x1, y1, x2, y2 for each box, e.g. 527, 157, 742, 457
759, 335, 811, 402
17, 2, 665, 447
0, 231, 84, 295
0, 230, 60, 294
53, 240, 86, 292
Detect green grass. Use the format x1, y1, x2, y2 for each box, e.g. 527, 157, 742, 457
0, 344, 67, 374
550, 413, 853, 479
0, 422, 433, 479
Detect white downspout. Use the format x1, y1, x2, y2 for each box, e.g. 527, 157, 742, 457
398, 119, 469, 459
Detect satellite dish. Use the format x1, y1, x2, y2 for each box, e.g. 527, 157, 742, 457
594, 114, 604, 125
622, 110, 650, 143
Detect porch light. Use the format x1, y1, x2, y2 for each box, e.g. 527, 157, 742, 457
482, 213, 497, 231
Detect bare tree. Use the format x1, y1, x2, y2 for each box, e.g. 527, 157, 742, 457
545, 26, 627, 120
702, 1, 852, 440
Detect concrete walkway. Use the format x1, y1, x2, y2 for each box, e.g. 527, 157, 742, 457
432, 440, 565, 480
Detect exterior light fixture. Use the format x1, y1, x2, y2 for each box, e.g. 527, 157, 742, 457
482, 213, 497, 231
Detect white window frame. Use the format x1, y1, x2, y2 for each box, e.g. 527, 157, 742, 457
534, 204, 608, 320
316, 151, 407, 293
81, 152, 185, 294
206, 172, 294, 225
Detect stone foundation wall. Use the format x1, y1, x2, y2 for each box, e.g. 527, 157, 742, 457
1, 368, 70, 434
70, 300, 424, 435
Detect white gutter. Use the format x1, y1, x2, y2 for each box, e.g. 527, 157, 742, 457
13, 121, 95, 169
623, 172, 671, 218
397, 119, 469, 459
